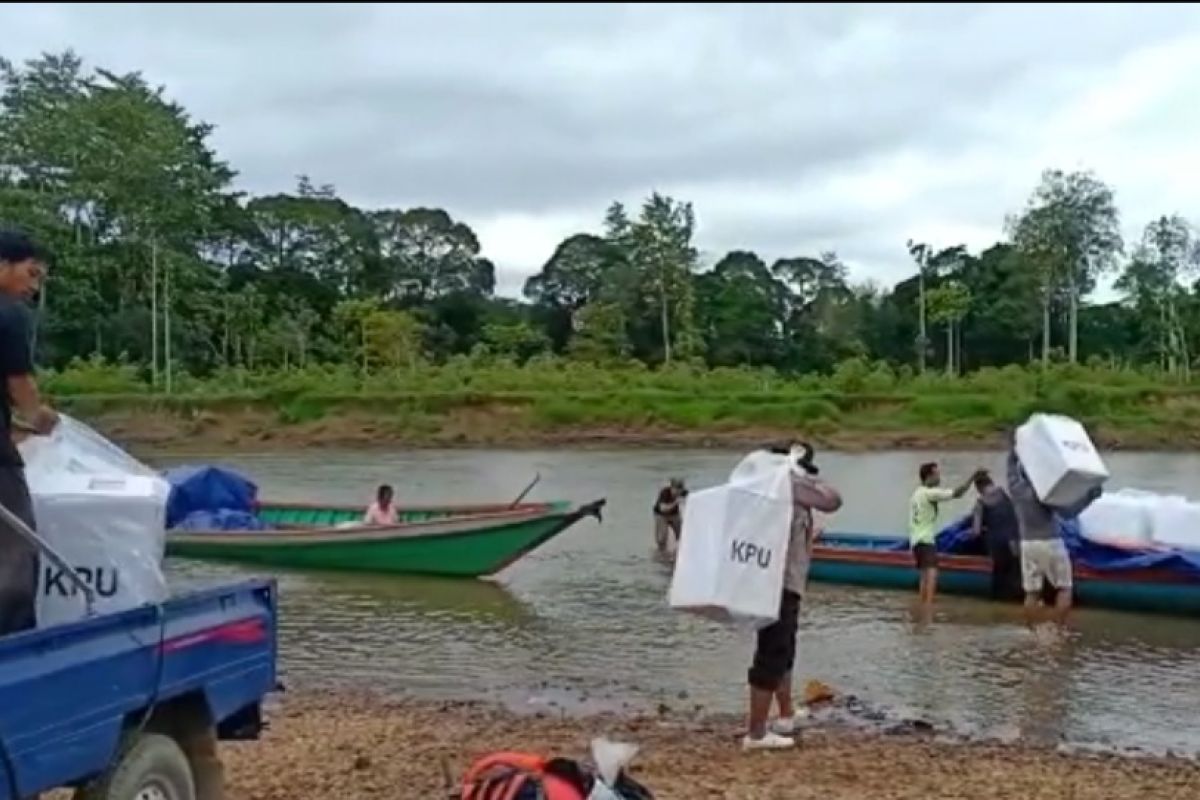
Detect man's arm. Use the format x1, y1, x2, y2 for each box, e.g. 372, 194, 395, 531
1007, 449, 1038, 504
794, 476, 843, 514
950, 469, 984, 500
1, 305, 56, 435
8, 373, 42, 423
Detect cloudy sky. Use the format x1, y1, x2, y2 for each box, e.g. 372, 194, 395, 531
2, 3, 1199, 297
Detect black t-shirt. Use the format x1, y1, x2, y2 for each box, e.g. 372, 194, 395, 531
653, 487, 681, 517
978, 487, 1020, 549
0, 297, 34, 467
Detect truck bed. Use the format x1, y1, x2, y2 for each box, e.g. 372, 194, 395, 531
0, 578, 277, 799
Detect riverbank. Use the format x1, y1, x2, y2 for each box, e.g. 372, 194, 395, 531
46, 359, 1200, 453
64, 402, 1200, 455
221, 693, 1200, 800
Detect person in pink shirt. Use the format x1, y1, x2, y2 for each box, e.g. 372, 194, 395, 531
364, 484, 398, 526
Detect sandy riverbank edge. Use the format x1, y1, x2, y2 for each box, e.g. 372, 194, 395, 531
216, 693, 1200, 800
74, 407, 1191, 457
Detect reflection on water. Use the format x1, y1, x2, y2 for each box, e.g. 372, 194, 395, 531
156, 447, 1200, 755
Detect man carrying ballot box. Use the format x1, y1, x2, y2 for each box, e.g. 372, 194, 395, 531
1006, 432, 1102, 626
743, 442, 842, 751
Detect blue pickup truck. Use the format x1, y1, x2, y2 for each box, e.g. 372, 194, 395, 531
0, 578, 278, 800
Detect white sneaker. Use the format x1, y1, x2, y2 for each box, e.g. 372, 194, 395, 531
769, 718, 795, 735
769, 709, 809, 736
742, 731, 796, 751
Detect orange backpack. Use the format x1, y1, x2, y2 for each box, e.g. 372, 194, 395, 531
460, 751, 587, 800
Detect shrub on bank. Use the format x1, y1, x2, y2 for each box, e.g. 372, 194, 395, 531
40, 354, 1200, 438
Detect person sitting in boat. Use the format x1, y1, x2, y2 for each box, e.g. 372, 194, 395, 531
971, 471, 1022, 601
909, 462, 986, 607
364, 484, 398, 526
652, 478, 687, 552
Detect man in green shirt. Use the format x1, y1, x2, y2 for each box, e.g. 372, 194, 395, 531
909, 462, 983, 606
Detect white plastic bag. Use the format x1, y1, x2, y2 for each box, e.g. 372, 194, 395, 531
1147, 496, 1200, 552
1015, 413, 1109, 508
586, 738, 640, 800
20, 414, 159, 479
668, 450, 794, 628
16, 415, 170, 628
1078, 489, 1157, 547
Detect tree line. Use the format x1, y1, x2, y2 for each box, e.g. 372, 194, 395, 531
3, 51, 1198, 390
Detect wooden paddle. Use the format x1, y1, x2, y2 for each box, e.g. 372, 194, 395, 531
508, 472, 541, 508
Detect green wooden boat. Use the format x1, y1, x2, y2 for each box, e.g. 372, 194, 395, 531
165, 499, 606, 578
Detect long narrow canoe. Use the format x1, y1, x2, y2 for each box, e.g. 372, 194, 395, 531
811, 533, 1200, 617
166, 499, 605, 578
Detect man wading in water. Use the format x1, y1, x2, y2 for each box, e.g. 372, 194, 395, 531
1006, 433, 1102, 626
908, 462, 984, 607
971, 471, 1022, 600
0, 229, 58, 636
744, 442, 841, 751
652, 478, 686, 554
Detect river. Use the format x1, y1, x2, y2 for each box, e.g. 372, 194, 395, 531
157, 447, 1200, 756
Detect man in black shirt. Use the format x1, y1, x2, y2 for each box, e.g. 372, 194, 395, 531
971, 471, 1022, 600
652, 478, 687, 553
0, 229, 58, 635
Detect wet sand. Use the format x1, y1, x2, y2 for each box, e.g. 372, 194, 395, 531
222, 693, 1200, 800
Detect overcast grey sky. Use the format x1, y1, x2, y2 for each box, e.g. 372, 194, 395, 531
2, 3, 1198, 296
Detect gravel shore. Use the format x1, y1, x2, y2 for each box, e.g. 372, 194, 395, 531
221, 693, 1200, 800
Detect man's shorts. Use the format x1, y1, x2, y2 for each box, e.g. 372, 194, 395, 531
912, 542, 938, 570
748, 590, 801, 691
1020, 539, 1073, 593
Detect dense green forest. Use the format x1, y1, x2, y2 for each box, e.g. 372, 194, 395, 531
3, 51, 1197, 383
4, 51, 1200, 450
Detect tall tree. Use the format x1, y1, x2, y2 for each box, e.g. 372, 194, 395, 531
523, 233, 622, 310
1117, 215, 1197, 377
624, 193, 700, 364
695, 250, 788, 366
926, 280, 971, 374
567, 301, 630, 364
1009, 169, 1122, 363
905, 240, 932, 373
373, 207, 492, 302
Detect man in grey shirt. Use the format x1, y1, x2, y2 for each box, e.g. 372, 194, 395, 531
1006, 440, 1102, 626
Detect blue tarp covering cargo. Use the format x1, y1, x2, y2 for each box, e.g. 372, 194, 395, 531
165, 465, 259, 529
889, 515, 1200, 580
172, 508, 268, 532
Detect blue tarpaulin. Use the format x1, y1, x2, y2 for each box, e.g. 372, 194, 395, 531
165, 465, 259, 529
889, 514, 1200, 580
173, 508, 268, 532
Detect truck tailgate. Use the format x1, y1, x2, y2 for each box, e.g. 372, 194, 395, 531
0, 578, 277, 799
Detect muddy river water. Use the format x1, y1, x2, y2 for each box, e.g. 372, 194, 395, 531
157, 447, 1200, 756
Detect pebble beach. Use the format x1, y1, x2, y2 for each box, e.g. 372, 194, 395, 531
220, 693, 1200, 800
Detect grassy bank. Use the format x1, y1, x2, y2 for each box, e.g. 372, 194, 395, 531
44, 357, 1200, 452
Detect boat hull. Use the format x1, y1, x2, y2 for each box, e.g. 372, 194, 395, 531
166, 500, 605, 578
812, 533, 1200, 616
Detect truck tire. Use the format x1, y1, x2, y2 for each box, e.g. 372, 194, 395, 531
76, 733, 196, 800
